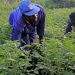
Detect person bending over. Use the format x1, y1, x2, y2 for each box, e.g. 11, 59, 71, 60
8, 1, 46, 51
65, 12, 75, 37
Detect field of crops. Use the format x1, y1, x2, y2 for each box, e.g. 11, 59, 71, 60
0, 1, 75, 75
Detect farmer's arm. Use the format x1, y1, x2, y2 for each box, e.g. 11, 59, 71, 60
37, 7, 46, 44
37, 17, 45, 44
65, 19, 72, 38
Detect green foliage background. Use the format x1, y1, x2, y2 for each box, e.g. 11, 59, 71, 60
0, 0, 75, 75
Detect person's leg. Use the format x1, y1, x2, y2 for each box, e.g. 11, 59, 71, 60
19, 34, 30, 59
20, 35, 33, 59
20, 34, 31, 51
30, 39, 33, 50
30, 39, 33, 45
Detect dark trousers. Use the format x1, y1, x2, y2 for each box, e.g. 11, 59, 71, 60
19, 34, 33, 59
12, 29, 33, 51
20, 34, 33, 51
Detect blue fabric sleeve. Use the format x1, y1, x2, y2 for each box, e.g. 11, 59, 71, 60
65, 19, 72, 34
37, 7, 46, 36
24, 24, 35, 34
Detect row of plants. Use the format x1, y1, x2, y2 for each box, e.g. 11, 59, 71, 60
0, 36, 75, 75
0, 1, 75, 75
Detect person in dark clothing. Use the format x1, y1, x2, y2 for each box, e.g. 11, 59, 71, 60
8, 1, 46, 51
65, 12, 75, 37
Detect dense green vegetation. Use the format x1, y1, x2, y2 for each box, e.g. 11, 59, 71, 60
4, 0, 75, 9
0, 0, 75, 75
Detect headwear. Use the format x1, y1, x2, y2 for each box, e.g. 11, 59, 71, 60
69, 12, 75, 22
19, 1, 40, 16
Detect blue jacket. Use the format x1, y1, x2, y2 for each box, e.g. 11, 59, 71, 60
8, 4, 46, 42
